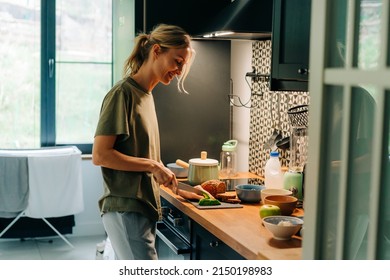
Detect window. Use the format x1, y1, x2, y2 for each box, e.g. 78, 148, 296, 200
0, 0, 113, 153
0, 0, 41, 148
55, 0, 112, 148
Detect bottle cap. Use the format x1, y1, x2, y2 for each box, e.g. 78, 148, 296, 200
222, 140, 238, 152
270, 151, 279, 157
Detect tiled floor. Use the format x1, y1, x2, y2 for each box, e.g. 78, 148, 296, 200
0, 234, 107, 260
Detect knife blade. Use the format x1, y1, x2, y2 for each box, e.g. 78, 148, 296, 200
177, 182, 205, 196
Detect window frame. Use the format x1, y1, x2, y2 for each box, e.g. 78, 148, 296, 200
40, 0, 114, 154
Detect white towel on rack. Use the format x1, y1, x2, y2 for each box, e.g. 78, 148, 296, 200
24, 147, 84, 218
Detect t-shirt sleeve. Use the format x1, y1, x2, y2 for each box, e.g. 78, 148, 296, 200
94, 86, 131, 137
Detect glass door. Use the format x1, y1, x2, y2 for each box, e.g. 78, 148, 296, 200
304, 0, 390, 259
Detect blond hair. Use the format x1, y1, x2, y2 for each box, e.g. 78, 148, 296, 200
123, 24, 195, 93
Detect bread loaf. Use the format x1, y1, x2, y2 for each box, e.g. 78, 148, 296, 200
201, 180, 226, 197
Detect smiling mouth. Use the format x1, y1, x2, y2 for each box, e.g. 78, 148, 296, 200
168, 72, 175, 80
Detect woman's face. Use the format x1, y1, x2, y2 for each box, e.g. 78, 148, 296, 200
154, 46, 192, 85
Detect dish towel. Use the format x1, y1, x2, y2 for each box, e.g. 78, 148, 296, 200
0, 156, 29, 217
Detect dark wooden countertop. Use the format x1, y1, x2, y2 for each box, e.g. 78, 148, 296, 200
160, 183, 303, 260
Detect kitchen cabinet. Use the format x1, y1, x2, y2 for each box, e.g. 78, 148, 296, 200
191, 222, 245, 260
270, 0, 311, 91
134, 0, 230, 36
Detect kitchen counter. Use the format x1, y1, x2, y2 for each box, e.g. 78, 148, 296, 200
160, 183, 303, 260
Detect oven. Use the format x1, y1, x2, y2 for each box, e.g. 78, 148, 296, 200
155, 197, 192, 260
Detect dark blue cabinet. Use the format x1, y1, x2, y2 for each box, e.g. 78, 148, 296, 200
270, 0, 311, 91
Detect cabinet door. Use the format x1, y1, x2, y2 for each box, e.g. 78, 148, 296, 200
270, 0, 311, 91
134, 0, 229, 35
191, 222, 245, 260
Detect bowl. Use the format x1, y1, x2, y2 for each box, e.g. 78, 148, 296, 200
235, 184, 265, 203
167, 163, 188, 178
263, 216, 303, 240
261, 188, 292, 204
264, 195, 298, 215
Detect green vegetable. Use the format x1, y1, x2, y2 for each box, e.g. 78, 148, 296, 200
198, 198, 221, 206
202, 192, 210, 199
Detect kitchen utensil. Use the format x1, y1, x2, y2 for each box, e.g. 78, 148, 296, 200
177, 182, 206, 196
167, 163, 188, 178
287, 105, 309, 128
189, 200, 243, 209
276, 136, 290, 150
176, 151, 219, 185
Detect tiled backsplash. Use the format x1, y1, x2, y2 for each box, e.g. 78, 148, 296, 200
248, 40, 310, 178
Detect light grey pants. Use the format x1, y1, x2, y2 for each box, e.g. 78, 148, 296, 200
102, 211, 158, 260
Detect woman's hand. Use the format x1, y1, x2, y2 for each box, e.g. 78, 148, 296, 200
175, 188, 204, 200
151, 162, 177, 188
170, 184, 213, 201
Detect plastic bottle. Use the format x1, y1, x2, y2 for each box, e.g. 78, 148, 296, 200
264, 151, 283, 189
220, 140, 238, 177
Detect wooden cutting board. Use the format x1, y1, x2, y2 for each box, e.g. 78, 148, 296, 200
189, 200, 243, 209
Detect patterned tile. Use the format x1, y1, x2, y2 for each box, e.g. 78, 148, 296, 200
248, 40, 310, 178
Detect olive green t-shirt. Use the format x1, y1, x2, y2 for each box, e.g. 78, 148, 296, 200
95, 77, 161, 222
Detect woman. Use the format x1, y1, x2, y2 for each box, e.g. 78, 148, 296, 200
92, 24, 201, 260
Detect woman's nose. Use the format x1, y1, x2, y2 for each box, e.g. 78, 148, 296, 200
175, 68, 182, 76
177, 63, 186, 75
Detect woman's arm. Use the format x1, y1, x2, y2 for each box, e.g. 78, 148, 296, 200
92, 135, 176, 188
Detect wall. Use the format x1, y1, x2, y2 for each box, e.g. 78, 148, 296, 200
154, 40, 231, 164
231, 40, 252, 173
73, 158, 105, 236
248, 40, 310, 178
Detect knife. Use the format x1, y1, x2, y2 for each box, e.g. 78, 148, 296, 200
177, 182, 206, 196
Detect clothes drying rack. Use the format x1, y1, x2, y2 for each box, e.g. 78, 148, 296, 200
0, 146, 84, 248
0, 211, 75, 248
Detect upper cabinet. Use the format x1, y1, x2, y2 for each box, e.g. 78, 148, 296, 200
134, 0, 273, 40
134, 0, 230, 37
270, 0, 312, 91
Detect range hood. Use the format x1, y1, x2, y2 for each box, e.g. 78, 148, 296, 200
194, 0, 273, 40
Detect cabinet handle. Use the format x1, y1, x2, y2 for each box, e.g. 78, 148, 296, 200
209, 241, 219, 247
298, 68, 309, 75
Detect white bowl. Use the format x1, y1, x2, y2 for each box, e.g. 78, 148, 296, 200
260, 188, 292, 204
262, 216, 303, 240
167, 163, 188, 178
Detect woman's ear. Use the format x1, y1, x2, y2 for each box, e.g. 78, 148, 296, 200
152, 44, 161, 59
